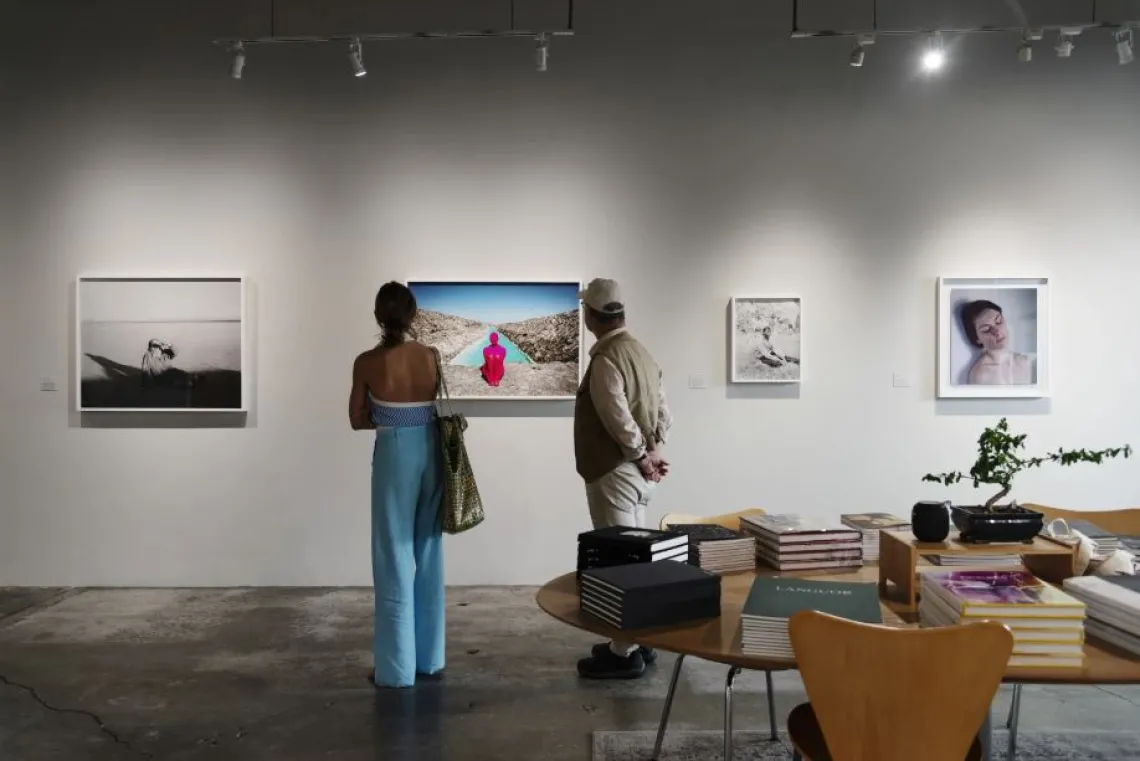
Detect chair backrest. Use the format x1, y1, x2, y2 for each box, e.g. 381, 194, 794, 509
659, 508, 767, 532
1022, 503, 1140, 537
789, 610, 1013, 761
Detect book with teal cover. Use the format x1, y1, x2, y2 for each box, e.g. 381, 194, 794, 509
742, 578, 883, 623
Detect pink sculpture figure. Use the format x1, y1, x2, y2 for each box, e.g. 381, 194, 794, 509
481, 332, 507, 387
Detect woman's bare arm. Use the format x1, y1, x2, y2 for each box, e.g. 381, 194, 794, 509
348, 354, 372, 430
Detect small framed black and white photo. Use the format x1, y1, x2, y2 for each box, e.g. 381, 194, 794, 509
729, 295, 802, 384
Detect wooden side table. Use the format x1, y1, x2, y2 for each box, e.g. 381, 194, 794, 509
877, 529, 1078, 612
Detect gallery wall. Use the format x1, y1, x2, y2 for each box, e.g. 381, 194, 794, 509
2, 0, 1140, 586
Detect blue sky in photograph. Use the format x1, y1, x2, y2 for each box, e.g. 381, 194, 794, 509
408, 282, 579, 324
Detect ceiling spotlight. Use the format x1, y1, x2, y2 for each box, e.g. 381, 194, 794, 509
1115, 28, 1134, 64
348, 38, 367, 77
850, 33, 874, 67
1017, 29, 1041, 62
921, 32, 946, 72
229, 42, 246, 80
1055, 27, 1081, 57
535, 33, 549, 72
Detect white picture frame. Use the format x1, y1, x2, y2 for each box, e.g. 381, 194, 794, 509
936, 276, 1050, 399
75, 273, 248, 412
729, 295, 803, 384
405, 279, 584, 401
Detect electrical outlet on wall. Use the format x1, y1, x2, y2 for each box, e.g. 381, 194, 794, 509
688, 374, 708, 390
39, 378, 57, 392
892, 373, 911, 388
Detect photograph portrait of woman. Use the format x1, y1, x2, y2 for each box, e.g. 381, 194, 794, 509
937, 277, 1050, 399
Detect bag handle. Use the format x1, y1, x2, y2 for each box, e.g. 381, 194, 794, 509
431, 347, 457, 420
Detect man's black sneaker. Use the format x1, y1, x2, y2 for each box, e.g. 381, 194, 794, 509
577, 647, 646, 679
591, 642, 657, 665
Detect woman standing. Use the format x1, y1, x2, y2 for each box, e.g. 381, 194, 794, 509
348, 281, 445, 688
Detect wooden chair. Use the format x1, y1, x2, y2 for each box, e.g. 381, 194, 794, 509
787, 610, 1013, 761
1004, 503, 1140, 758
652, 509, 782, 757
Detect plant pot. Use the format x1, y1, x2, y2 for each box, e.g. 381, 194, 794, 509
950, 503, 1044, 544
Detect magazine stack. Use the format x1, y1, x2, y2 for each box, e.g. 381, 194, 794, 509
1062, 575, 1140, 657
576, 526, 689, 579
740, 514, 863, 571
919, 570, 1087, 668
667, 524, 756, 574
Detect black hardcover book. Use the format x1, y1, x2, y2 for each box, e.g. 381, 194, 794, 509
579, 560, 722, 629
581, 591, 721, 630
580, 558, 719, 595
578, 526, 688, 553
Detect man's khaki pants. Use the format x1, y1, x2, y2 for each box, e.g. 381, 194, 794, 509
585, 461, 658, 658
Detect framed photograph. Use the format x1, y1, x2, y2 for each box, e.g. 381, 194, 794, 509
937, 277, 1049, 399
730, 295, 802, 383
406, 280, 583, 400
76, 274, 247, 412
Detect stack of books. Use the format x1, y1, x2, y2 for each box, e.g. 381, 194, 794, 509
741, 514, 864, 571
739, 577, 882, 658
928, 554, 1023, 568
1068, 520, 1122, 559
579, 559, 722, 630
1062, 575, 1140, 657
668, 524, 756, 574
919, 570, 1087, 668
576, 526, 689, 579
840, 513, 910, 562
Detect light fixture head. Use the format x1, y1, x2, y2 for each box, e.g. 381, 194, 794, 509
1115, 28, 1134, 64
850, 33, 874, 67
535, 33, 549, 72
349, 38, 367, 77
1055, 34, 1074, 57
230, 42, 246, 80
921, 32, 946, 72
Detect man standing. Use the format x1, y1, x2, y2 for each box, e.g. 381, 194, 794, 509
573, 278, 673, 680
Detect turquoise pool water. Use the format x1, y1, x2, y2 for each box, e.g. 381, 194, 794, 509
451, 330, 533, 367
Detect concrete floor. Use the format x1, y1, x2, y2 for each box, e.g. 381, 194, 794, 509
1, 587, 1138, 760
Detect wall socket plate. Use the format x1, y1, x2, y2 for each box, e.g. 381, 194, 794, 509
892, 373, 911, 388
688, 374, 708, 390
39, 378, 58, 392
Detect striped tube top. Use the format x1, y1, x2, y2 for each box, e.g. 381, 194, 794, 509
368, 396, 437, 428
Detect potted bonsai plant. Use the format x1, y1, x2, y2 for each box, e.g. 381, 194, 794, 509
922, 418, 1131, 543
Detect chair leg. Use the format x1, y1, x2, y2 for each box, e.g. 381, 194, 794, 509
725, 666, 741, 761
650, 655, 685, 761
979, 703, 993, 761
1007, 683, 1022, 760
764, 670, 778, 741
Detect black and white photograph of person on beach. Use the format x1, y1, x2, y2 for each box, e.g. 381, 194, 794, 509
77, 276, 245, 411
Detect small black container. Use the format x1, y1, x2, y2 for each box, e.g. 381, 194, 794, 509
912, 501, 951, 543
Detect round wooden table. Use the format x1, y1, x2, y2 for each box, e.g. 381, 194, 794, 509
536, 565, 1140, 761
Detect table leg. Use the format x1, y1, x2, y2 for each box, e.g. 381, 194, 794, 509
725, 666, 741, 761
1007, 683, 1022, 760
765, 670, 778, 741
650, 654, 685, 761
